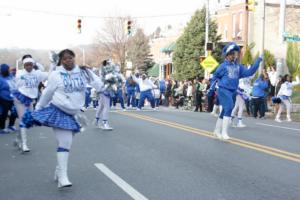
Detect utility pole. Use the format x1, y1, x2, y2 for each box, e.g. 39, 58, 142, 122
279, 0, 286, 44
259, 0, 265, 74
205, 0, 209, 57
204, 0, 209, 79
277, 0, 286, 76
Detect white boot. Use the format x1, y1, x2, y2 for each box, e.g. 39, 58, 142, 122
57, 152, 72, 188
221, 116, 231, 140
213, 118, 223, 139
237, 119, 246, 128
287, 115, 292, 122
211, 105, 218, 117
100, 121, 113, 131
20, 128, 30, 152
219, 106, 223, 115
275, 115, 282, 123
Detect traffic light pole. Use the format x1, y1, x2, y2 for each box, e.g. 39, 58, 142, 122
204, 0, 210, 79
205, 0, 209, 58
279, 0, 286, 44
259, 0, 265, 74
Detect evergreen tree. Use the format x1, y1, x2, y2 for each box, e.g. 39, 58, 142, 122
286, 42, 300, 77
172, 7, 221, 80
241, 43, 254, 66
127, 28, 153, 73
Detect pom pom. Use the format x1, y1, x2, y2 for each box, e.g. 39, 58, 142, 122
272, 96, 281, 104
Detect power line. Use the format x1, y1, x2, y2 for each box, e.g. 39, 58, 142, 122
0, 5, 194, 19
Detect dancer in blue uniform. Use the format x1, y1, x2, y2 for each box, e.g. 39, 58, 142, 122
211, 42, 262, 140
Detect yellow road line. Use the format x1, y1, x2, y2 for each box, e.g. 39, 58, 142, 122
122, 112, 300, 159
117, 112, 300, 164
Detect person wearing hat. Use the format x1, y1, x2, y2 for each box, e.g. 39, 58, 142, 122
210, 42, 263, 140
0, 64, 14, 134
12, 57, 48, 152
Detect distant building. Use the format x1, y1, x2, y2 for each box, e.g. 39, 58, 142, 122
211, 0, 300, 63
149, 26, 183, 79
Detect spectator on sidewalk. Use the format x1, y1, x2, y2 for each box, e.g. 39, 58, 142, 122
251, 73, 269, 119
275, 74, 300, 122
0, 64, 14, 134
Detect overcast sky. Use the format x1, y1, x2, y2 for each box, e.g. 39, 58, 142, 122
0, 0, 205, 49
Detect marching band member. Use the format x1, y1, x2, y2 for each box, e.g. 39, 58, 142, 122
13, 57, 48, 152
210, 42, 262, 140
94, 60, 122, 130
275, 74, 300, 122
32, 49, 103, 188
131, 73, 157, 110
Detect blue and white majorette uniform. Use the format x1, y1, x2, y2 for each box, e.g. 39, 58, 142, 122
131, 73, 157, 110
275, 76, 300, 122
94, 60, 122, 130
33, 65, 103, 132
13, 57, 48, 152
231, 76, 252, 127
210, 42, 262, 140
31, 64, 103, 188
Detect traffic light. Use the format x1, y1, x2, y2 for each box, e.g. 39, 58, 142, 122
206, 42, 213, 51
77, 19, 82, 33
246, 0, 255, 11
127, 20, 132, 35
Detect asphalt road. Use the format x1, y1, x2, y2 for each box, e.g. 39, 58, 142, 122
1, 107, 300, 200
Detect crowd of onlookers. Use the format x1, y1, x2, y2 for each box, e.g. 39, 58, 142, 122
82, 64, 298, 123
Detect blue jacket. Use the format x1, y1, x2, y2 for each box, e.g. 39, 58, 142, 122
0, 76, 13, 101
126, 80, 136, 93
252, 77, 269, 97
212, 57, 262, 91
159, 80, 166, 93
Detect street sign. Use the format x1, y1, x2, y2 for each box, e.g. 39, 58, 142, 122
283, 32, 300, 42
200, 55, 219, 73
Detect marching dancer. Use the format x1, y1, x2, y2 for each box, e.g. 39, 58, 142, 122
111, 65, 126, 110
210, 42, 262, 140
32, 49, 103, 188
126, 77, 137, 108
131, 73, 157, 110
94, 60, 121, 130
13, 57, 48, 152
231, 76, 252, 127
275, 74, 300, 122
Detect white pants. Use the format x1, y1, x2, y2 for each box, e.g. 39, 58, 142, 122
96, 94, 110, 121
276, 99, 291, 119
54, 128, 73, 150
231, 95, 245, 119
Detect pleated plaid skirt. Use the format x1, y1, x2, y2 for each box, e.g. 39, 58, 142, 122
12, 90, 33, 107
32, 104, 80, 133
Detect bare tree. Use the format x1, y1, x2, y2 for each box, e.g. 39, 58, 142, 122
127, 28, 153, 73
95, 17, 130, 72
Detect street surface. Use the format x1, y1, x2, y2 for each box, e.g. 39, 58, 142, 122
1, 107, 300, 200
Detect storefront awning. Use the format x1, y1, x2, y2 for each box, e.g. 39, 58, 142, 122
147, 63, 160, 77
161, 42, 176, 53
